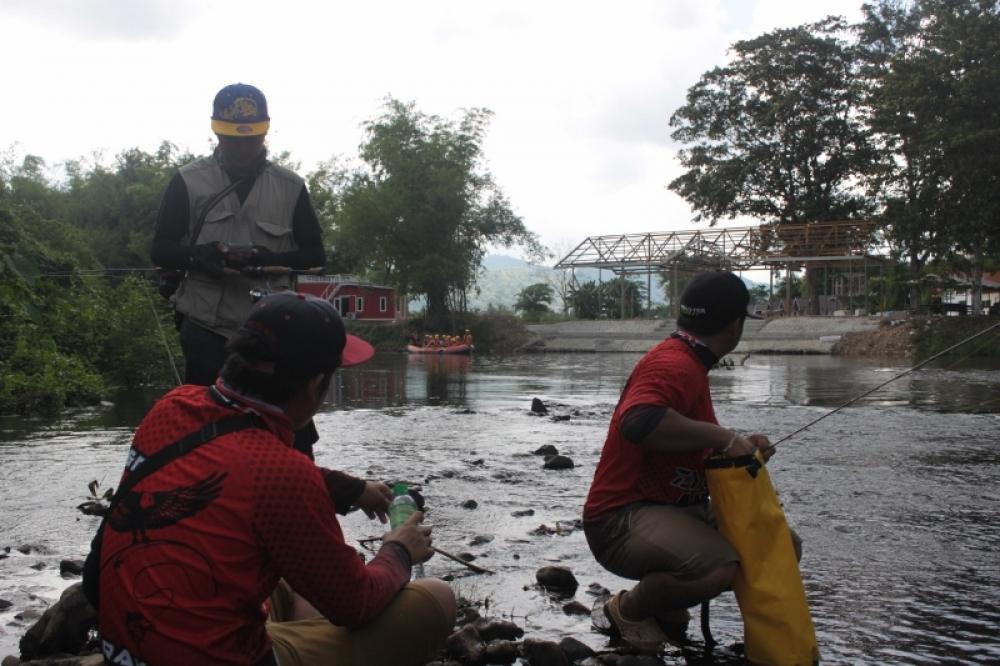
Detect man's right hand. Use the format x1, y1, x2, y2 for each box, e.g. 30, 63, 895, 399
383, 511, 434, 564
190, 242, 226, 277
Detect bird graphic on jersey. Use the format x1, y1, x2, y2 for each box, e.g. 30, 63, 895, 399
108, 472, 227, 543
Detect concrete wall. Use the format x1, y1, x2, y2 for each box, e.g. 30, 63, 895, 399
524, 316, 881, 354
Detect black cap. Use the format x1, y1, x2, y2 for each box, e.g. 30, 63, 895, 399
677, 271, 762, 334
230, 292, 373, 378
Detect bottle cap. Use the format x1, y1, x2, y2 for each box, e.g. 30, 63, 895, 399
392, 483, 409, 496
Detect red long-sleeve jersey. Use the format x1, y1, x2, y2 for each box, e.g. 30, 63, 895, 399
97, 384, 410, 666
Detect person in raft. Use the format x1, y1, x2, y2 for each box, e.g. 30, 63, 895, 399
96, 292, 455, 666
582, 270, 799, 653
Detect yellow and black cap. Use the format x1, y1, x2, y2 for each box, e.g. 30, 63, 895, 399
211, 83, 270, 137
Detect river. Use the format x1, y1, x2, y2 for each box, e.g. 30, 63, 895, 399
2, 352, 999, 664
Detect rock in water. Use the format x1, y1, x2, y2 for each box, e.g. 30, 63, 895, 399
535, 566, 578, 593
18, 583, 95, 660
543, 455, 574, 470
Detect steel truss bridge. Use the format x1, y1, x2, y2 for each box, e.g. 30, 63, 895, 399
554, 220, 888, 314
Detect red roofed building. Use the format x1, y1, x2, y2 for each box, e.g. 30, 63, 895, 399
296, 274, 399, 320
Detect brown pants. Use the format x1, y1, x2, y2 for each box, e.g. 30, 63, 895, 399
585, 502, 740, 583
266, 581, 451, 666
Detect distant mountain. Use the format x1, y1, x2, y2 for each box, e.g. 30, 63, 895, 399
409, 255, 760, 313
469, 255, 667, 311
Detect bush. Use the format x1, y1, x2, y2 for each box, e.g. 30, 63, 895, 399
0, 331, 104, 415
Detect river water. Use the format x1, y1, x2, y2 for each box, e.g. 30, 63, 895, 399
2, 352, 999, 664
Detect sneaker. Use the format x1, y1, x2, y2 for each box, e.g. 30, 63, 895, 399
603, 591, 669, 653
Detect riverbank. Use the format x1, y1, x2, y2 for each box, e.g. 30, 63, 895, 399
523, 316, 884, 355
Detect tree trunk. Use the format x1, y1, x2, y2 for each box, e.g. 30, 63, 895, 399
971, 246, 984, 316
425, 287, 450, 330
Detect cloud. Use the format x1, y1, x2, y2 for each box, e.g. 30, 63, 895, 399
3, 0, 199, 40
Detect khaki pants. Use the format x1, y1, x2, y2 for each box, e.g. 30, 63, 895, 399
266, 581, 451, 666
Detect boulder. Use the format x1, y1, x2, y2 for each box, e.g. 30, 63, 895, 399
533, 445, 558, 456
543, 455, 574, 470
18, 583, 95, 660
530, 398, 548, 414
461, 500, 478, 510
561, 600, 590, 616
445, 625, 484, 665
558, 637, 595, 662
473, 617, 524, 642
59, 560, 85, 578
512, 509, 535, 517
520, 638, 570, 666
535, 566, 578, 593
483, 640, 518, 664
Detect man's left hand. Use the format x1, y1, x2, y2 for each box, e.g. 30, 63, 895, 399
746, 433, 775, 461
355, 481, 394, 523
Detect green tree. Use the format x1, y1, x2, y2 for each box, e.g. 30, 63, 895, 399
328, 99, 542, 328
514, 283, 554, 320
857, 0, 1000, 313
669, 17, 874, 312
600, 277, 646, 319
569, 280, 602, 319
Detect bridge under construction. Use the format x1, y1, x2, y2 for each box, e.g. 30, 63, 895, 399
554, 220, 889, 316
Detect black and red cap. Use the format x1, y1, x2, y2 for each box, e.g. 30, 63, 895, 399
232, 292, 373, 377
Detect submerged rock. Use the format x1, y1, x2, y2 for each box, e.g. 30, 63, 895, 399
474, 617, 524, 642
558, 636, 595, 662
530, 398, 548, 414
483, 640, 518, 664
535, 566, 578, 593
59, 560, 84, 578
511, 509, 535, 517
445, 625, 484, 664
562, 600, 590, 616
533, 444, 558, 456
520, 637, 570, 666
543, 455, 574, 470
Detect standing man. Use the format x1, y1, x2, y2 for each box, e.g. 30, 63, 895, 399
95, 292, 456, 666
583, 271, 781, 653
152, 83, 326, 387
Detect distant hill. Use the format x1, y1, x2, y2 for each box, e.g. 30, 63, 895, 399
410, 255, 761, 313
470, 255, 666, 311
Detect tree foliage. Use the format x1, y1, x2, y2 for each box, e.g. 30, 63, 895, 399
327, 99, 543, 328
857, 0, 1000, 312
669, 17, 872, 225
514, 283, 554, 320
0, 147, 182, 415
569, 277, 646, 319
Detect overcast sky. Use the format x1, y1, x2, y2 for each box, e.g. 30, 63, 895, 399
2, 0, 863, 261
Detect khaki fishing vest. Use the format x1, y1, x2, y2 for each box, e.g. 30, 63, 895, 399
173, 156, 302, 338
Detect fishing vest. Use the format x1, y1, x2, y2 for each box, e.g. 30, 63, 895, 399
173, 157, 302, 338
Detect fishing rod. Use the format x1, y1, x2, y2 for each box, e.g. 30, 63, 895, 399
766, 319, 1000, 451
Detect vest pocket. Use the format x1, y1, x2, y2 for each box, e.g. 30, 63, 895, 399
194, 210, 236, 245
253, 220, 294, 252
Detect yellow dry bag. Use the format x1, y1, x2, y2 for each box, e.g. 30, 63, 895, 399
706, 451, 820, 665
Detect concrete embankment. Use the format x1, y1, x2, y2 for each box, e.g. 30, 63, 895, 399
524, 316, 883, 354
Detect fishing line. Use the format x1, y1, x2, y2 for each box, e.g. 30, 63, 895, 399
767, 320, 1000, 450
143, 287, 183, 386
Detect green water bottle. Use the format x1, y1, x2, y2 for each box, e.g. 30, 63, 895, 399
388, 483, 424, 578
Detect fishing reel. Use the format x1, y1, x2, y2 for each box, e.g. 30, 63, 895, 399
249, 286, 271, 304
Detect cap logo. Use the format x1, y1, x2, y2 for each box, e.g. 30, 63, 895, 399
235, 124, 254, 134
680, 304, 707, 317
221, 96, 259, 121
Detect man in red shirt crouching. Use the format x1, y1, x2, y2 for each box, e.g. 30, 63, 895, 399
95, 292, 455, 665
583, 271, 795, 653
